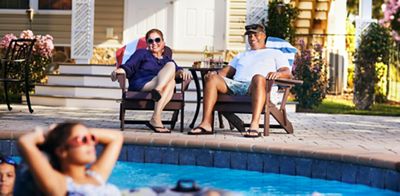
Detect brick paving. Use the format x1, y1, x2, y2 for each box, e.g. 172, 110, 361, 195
1, 104, 399, 155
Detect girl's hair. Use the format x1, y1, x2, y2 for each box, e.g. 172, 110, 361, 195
39, 122, 82, 171
145, 29, 164, 41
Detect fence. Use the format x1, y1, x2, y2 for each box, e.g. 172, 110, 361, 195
293, 33, 400, 102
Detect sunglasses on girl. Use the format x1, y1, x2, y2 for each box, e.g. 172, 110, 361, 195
66, 133, 97, 148
0, 156, 17, 167
147, 37, 162, 44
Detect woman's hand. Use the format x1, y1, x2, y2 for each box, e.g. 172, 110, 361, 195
19, 127, 46, 146
177, 70, 192, 81
111, 68, 125, 81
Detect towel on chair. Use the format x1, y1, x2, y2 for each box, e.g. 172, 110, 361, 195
266, 37, 297, 69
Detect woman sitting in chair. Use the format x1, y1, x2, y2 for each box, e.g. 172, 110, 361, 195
112, 29, 191, 133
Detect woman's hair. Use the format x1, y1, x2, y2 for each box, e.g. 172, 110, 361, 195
145, 29, 164, 41
39, 122, 82, 171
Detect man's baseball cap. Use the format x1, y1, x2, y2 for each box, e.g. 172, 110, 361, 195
244, 24, 265, 35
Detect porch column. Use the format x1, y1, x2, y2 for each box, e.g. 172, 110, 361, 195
246, 0, 268, 25
355, 0, 375, 48
71, 0, 95, 64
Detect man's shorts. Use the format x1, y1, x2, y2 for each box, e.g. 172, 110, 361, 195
222, 77, 282, 104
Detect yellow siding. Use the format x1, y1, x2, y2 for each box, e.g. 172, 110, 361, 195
0, 0, 123, 47
227, 0, 246, 50
93, 0, 123, 46
0, 14, 71, 45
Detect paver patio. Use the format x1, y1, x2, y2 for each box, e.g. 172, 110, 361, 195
1, 104, 399, 156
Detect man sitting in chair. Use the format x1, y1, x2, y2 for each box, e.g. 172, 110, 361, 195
189, 24, 291, 137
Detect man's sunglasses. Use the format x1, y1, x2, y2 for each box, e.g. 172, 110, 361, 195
0, 156, 17, 166
147, 37, 162, 44
66, 133, 97, 148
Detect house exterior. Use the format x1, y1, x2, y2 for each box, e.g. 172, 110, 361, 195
0, 0, 358, 108
0, 0, 345, 63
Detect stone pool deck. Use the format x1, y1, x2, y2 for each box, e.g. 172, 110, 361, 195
1, 104, 400, 173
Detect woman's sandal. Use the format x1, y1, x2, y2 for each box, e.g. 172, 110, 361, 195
188, 126, 213, 135
243, 129, 261, 138
145, 122, 171, 133
151, 89, 162, 102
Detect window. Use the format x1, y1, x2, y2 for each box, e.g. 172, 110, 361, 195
39, 0, 71, 10
0, 0, 29, 9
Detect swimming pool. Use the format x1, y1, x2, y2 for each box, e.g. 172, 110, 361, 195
109, 161, 399, 196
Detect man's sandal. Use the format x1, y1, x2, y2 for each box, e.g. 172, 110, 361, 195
188, 126, 213, 135
243, 129, 261, 138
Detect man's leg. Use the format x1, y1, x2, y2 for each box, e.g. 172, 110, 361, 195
248, 74, 267, 134
190, 72, 229, 133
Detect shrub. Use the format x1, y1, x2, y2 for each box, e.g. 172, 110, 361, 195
292, 40, 328, 109
353, 23, 392, 110
263, 0, 298, 44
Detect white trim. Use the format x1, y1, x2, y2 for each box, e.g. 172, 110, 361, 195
122, 0, 129, 44
0, 10, 26, 14
225, 0, 230, 50
35, 10, 71, 15
0, 9, 71, 15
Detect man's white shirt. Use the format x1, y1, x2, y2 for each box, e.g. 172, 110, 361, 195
229, 48, 289, 82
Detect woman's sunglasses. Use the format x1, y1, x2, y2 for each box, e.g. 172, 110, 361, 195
147, 37, 162, 44
0, 156, 17, 166
66, 134, 97, 148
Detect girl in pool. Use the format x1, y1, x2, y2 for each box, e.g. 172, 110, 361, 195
18, 122, 123, 195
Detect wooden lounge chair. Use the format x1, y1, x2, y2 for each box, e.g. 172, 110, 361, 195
114, 42, 191, 131
0, 39, 36, 113
213, 78, 303, 136
116, 72, 191, 131
213, 37, 303, 136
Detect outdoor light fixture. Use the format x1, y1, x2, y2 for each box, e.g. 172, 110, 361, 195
26, 7, 34, 30
276, 2, 285, 14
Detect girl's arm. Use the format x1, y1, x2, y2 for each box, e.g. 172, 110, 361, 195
89, 128, 123, 181
17, 129, 66, 195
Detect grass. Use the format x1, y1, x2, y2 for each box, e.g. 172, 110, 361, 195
306, 97, 400, 116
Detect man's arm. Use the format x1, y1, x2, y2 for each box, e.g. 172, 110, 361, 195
266, 67, 291, 80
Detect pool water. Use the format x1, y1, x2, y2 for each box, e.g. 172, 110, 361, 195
109, 161, 398, 196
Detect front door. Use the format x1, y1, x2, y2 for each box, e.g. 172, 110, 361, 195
124, 0, 226, 51
123, 0, 174, 45
173, 0, 226, 51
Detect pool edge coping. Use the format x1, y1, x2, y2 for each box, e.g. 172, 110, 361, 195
2, 130, 399, 172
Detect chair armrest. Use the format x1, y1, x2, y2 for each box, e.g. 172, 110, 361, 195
116, 72, 127, 91
273, 78, 303, 87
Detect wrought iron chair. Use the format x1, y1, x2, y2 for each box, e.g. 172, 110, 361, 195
0, 39, 36, 113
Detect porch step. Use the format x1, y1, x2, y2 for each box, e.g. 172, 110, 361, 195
47, 74, 119, 87
59, 64, 115, 75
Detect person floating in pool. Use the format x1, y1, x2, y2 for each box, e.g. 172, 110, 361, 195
111, 28, 192, 133
0, 154, 17, 196
17, 122, 123, 195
